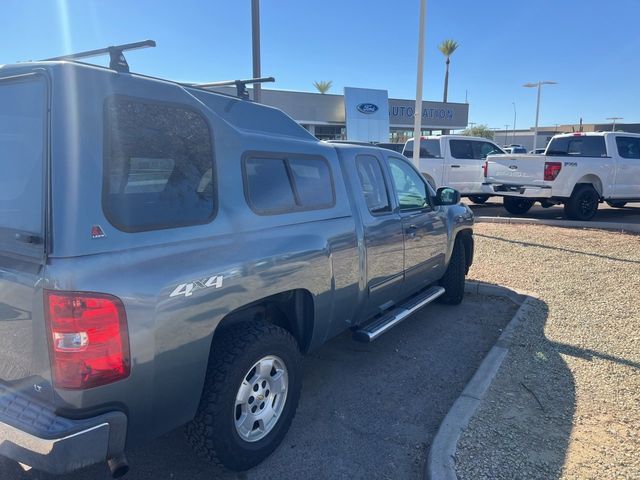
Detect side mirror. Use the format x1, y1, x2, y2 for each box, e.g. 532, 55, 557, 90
434, 187, 461, 206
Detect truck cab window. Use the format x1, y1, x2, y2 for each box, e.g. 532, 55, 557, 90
473, 141, 503, 159
388, 157, 430, 211
449, 140, 474, 159
356, 155, 391, 214
616, 137, 640, 159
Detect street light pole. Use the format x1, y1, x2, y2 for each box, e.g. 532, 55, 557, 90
504, 124, 510, 146
411, 0, 427, 169
251, 0, 262, 103
606, 117, 623, 132
512, 102, 517, 143
523, 81, 557, 151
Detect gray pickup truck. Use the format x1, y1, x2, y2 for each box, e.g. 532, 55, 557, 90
0, 44, 474, 478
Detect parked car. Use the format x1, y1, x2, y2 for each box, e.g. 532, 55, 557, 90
0, 48, 475, 477
529, 148, 546, 154
485, 132, 640, 219
402, 135, 505, 204
503, 145, 528, 154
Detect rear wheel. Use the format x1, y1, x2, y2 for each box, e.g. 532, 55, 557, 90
564, 185, 600, 221
503, 196, 534, 215
438, 238, 466, 305
186, 322, 302, 471
606, 201, 627, 208
468, 195, 490, 204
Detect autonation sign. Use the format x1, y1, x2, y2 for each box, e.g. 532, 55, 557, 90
390, 105, 453, 120
388, 99, 468, 128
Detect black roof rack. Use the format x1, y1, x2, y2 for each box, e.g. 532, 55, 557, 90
190, 76, 275, 99
42, 40, 156, 73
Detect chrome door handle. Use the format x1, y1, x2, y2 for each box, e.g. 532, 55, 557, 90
450, 165, 461, 168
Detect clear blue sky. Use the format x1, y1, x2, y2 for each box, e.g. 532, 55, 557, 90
2, 0, 639, 129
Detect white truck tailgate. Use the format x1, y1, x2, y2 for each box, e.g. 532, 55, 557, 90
485, 154, 547, 186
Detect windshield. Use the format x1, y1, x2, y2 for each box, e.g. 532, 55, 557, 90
0, 76, 46, 247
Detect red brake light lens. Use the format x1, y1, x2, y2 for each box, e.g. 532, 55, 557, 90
544, 162, 562, 181
483, 161, 488, 177
45, 291, 130, 390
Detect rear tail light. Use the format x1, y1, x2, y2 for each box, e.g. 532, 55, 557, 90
45, 291, 130, 390
483, 161, 489, 177
544, 162, 562, 181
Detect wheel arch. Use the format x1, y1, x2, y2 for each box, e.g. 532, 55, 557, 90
454, 228, 474, 274
573, 175, 604, 198
213, 289, 315, 354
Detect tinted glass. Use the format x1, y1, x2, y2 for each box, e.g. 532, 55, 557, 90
403, 139, 441, 158
356, 155, 391, 214
546, 136, 607, 157
615, 137, 640, 159
472, 141, 504, 159
288, 158, 334, 208
388, 157, 430, 211
245, 156, 334, 214
104, 98, 215, 231
0, 78, 45, 235
245, 158, 297, 212
450, 140, 474, 159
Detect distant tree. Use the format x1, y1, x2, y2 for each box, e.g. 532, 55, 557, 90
313, 80, 333, 94
438, 39, 459, 103
461, 124, 495, 140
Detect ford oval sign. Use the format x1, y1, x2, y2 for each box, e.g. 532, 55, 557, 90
356, 103, 379, 114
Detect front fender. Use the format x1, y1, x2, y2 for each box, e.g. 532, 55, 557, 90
442, 203, 474, 266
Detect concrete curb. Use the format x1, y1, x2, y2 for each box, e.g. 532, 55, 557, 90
426, 281, 537, 480
475, 215, 640, 235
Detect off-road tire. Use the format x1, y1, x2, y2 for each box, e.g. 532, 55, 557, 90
186, 322, 302, 471
468, 195, 490, 205
438, 237, 466, 305
564, 185, 600, 221
606, 201, 627, 208
503, 196, 534, 215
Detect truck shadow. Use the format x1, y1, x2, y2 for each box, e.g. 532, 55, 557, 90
455, 290, 577, 479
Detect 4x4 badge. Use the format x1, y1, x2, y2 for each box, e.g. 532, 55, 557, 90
170, 275, 224, 298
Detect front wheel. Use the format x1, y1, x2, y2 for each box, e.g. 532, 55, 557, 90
438, 237, 466, 305
468, 195, 490, 204
186, 322, 302, 471
503, 196, 534, 215
564, 185, 599, 221
606, 201, 627, 208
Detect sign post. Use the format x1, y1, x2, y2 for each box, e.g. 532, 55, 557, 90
411, 0, 427, 169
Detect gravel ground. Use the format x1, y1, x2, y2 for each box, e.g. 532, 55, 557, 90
455, 224, 640, 480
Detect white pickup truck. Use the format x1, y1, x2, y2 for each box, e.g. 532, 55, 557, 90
403, 135, 505, 204
484, 132, 640, 220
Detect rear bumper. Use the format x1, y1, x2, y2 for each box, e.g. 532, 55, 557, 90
486, 183, 553, 198
0, 383, 126, 475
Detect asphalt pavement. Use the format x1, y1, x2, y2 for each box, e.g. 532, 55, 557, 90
1, 293, 517, 480
465, 197, 640, 224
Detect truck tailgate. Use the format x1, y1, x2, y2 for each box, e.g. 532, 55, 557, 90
485, 154, 546, 186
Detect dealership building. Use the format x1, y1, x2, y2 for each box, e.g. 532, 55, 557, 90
218, 86, 470, 143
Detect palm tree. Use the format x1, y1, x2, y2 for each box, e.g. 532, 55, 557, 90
313, 80, 333, 94
438, 39, 459, 103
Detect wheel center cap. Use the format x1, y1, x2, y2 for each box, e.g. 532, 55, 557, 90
256, 394, 265, 401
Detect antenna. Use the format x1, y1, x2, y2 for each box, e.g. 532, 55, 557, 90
42, 40, 156, 73
190, 77, 275, 100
